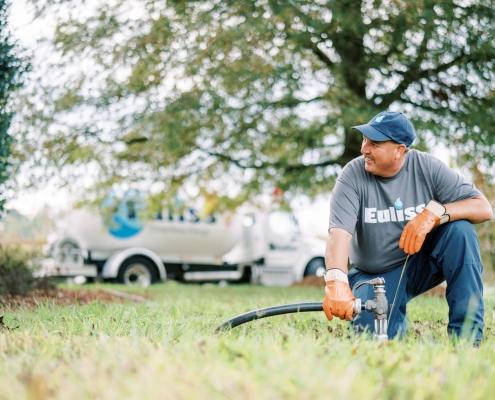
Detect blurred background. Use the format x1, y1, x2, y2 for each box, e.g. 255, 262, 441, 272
1, 0, 494, 281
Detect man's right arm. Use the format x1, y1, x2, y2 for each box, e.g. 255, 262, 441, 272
325, 227, 353, 274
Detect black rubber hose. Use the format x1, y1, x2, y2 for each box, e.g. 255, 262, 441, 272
215, 302, 323, 332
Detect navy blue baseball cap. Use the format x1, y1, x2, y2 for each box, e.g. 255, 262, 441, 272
352, 111, 416, 147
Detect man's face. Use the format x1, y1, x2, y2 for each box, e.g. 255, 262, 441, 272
360, 135, 404, 177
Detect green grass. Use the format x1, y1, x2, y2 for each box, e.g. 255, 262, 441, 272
0, 282, 494, 399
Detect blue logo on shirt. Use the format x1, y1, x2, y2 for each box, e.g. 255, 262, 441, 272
394, 198, 403, 210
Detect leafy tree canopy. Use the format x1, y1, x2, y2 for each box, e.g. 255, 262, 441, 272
0, 0, 28, 211
16, 0, 495, 209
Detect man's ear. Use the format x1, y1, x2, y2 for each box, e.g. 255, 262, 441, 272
396, 145, 406, 158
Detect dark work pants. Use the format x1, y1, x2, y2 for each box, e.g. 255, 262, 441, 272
348, 220, 484, 341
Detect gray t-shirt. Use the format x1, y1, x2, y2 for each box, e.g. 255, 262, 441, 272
329, 150, 482, 274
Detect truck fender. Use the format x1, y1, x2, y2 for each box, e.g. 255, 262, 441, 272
292, 236, 326, 281
293, 256, 321, 281
101, 247, 166, 281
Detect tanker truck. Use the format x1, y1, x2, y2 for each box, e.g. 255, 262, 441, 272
41, 190, 326, 287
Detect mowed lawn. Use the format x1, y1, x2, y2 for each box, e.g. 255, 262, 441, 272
0, 282, 494, 400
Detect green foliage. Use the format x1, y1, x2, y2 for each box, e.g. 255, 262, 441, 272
0, 245, 51, 295
15, 0, 495, 206
0, 1, 28, 211
470, 168, 495, 280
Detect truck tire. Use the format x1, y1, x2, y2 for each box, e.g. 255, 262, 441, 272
304, 258, 326, 277
117, 256, 158, 287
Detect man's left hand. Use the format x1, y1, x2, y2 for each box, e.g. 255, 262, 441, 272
399, 200, 449, 255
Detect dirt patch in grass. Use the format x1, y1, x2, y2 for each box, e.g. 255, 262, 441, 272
0, 288, 150, 309
292, 275, 446, 297
292, 275, 325, 288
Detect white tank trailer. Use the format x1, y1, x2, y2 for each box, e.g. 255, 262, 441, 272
42, 191, 326, 287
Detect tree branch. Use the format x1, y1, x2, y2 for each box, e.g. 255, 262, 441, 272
201, 149, 260, 169
309, 41, 334, 69
380, 50, 472, 108
379, 28, 433, 108
201, 148, 349, 171
263, 95, 326, 109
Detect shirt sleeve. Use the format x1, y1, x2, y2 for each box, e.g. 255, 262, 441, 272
328, 165, 360, 235
429, 156, 482, 203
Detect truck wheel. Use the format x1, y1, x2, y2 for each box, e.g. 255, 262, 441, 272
304, 258, 326, 277
117, 256, 158, 287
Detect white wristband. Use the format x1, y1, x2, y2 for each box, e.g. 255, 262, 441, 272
439, 214, 450, 224
425, 200, 450, 224
324, 269, 348, 283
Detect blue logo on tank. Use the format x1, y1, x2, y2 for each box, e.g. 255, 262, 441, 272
101, 190, 145, 239
394, 198, 403, 210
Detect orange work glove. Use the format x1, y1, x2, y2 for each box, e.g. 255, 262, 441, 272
322, 269, 355, 321
399, 200, 449, 255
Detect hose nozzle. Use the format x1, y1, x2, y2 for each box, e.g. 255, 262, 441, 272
353, 298, 362, 315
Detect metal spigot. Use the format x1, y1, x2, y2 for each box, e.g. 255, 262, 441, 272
352, 277, 388, 342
